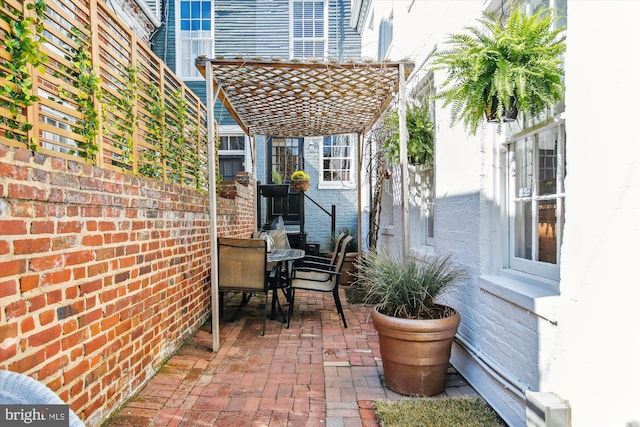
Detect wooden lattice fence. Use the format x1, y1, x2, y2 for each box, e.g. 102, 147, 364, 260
0, 0, 211, 191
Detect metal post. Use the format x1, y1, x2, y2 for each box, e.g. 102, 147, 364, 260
299, 189, 305, 249
331, 205, 336, 237
256, 180, 262, 230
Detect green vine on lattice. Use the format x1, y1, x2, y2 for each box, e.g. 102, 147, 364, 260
66, 26, 101, 163
166, 88, 188, 185
0, 0, 47, 145
138, 81, 165, 179
102, 65, 137, 170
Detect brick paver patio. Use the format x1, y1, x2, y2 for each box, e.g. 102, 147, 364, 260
105, 287, 480, 426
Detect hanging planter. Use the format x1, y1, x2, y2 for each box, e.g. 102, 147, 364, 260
484, 95, 518, 123
291, 170, 310, 192
431, 7, 566, 134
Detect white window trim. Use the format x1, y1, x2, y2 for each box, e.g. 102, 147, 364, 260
289, 0, 329, 59
218, 129, 251, 173
318, 134, 357, 189
505, 119, 565, 284
175, 0, 213, 81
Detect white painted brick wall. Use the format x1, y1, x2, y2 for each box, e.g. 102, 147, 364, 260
374, 2, 640, 426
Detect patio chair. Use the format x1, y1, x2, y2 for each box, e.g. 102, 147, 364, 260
295, 232, 347, 270
218, 237, 275, 336
287, 235, 353, 329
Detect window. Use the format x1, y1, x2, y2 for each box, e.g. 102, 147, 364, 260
176, 0, 213, 80
219, 135, 245, 151
291, 0, 327, 59
405, 73, 437, 246
218, 135, 246, 180
507, 122, 565, 280
269, 137, 303, 183
320, 134, 356, 188
377, 11, 393, 60
497, 0, 565, 282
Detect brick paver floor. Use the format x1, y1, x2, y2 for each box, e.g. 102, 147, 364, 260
105, 287, 480, 426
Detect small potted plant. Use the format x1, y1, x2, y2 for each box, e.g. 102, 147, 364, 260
291, 170, 310, 192
430, 6, 566, 134
356, 249, 467, 396
259, 169, 289, 198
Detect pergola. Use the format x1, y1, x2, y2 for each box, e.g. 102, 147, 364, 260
195, 57, 415, 349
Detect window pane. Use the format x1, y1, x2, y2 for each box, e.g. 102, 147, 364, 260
181, 1, 190, 17
515, 200, 533, 260
538, 200, 557, 263
515, 137, 533, 198
315, 20, 324, 37
271, 137, 302, 182
294, 21, 302, 36
304, 20, 313, 37
303, 2, 313, 17
202, 1, 211, 18
191, 2, 200, 18
537, 129, 557, 195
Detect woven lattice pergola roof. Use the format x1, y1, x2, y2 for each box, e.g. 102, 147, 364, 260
195, 57, 414, 137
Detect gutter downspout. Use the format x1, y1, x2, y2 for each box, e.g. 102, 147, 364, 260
133, 0, 162, 28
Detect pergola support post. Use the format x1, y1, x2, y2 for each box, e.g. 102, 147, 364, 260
206, 64, 220, 352
398, 63, 410, 258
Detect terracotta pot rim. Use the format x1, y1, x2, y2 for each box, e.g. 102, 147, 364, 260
371, 305, 461, 334
372, 304, 459, 321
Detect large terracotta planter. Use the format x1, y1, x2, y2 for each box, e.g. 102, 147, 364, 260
339, 252, 358, 286
372, 306, 461, 396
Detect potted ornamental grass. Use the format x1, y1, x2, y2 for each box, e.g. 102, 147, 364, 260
356, 249, 467, 396
430, 6, 566, 134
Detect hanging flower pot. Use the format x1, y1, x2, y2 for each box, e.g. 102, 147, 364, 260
431, 7, 566, 135
484, 95, 518, 123
291, 179, 310, 192
290, 170, 310, 192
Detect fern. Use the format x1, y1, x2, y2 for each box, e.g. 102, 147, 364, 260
431, 6, 566, 135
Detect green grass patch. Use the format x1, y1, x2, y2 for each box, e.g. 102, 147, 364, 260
374, 396, 505, 427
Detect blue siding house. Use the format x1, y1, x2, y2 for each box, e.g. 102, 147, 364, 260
151, 0, 363, 250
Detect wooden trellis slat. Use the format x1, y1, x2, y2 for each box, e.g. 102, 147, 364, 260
0, 0, 210, 190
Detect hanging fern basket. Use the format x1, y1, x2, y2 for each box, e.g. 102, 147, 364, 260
484, 95, 518, 123
291, 178, 310, 192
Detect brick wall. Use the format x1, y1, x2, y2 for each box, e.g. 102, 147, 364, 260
217, 172, 256, 238
0, 143, 255, 426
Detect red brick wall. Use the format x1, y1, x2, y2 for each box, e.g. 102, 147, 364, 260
0, 144, 255, 425
217, 172, 257, 238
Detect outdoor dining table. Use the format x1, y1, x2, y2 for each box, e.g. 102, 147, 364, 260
267, 248, 305, 321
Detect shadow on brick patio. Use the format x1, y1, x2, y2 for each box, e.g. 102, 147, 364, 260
105, 286, 480, 426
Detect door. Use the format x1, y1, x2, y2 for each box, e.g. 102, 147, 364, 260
267, 137, 304, 224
